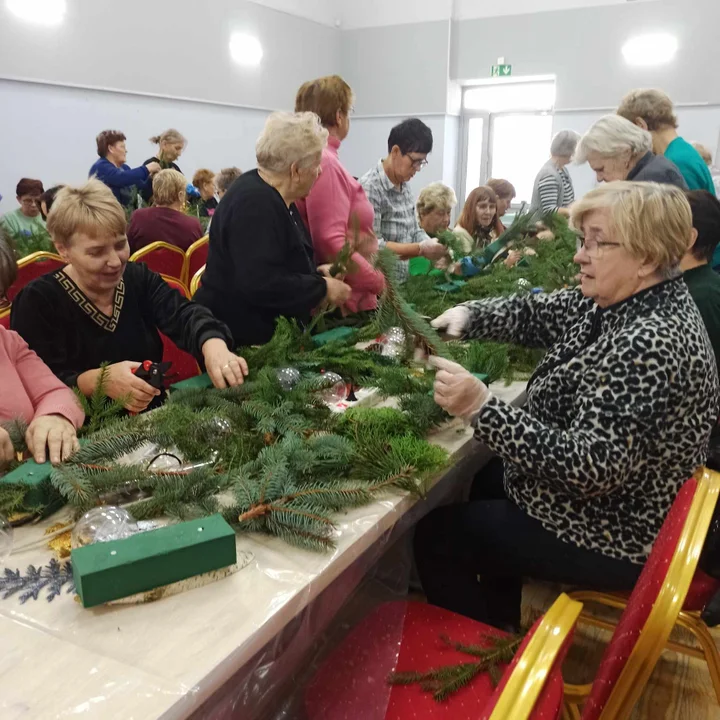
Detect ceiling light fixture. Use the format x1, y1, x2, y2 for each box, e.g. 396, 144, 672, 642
6, 0, 66, 26
622, 33, 678, 67
229, 33, 263, 68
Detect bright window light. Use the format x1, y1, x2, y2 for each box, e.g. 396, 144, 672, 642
6, 0, 66, 26
464, 81, 556, 113
229, 33, 263, 68
622, 33, 678, 67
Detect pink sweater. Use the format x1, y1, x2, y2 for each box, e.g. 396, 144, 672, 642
0, 326, 84, 428
297, 135, 385, 313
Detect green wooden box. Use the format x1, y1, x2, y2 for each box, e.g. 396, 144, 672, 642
311, 327, 356, 347
170, 372, 213, 392
0, 459, 62, 513
71, 514, 237, 608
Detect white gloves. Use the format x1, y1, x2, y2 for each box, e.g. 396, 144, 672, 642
418, 237, 448, 262
430, 306, 470, 339
430, 357, 491, 423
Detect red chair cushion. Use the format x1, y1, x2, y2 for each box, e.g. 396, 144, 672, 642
159, 332, 200, 387
187, 242, 208, 284
133, 246, 185, 281
7, 257, 64, 302
683, 569, 720, 612
305, 601, 565, 720
582, 479, 697, 720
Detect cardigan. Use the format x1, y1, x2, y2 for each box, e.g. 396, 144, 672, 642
627, 152, 688, 189
10, 262, 232, 393
530, 159, 575, 213
193, 170, 327, 347
665, 137, 717, 195
684, 264, 720, 376
89, 157, 151, 207
0, 326, 84, 428
297, 135, 384, 313
464, 278, 718, 564
127, 207, 204, 253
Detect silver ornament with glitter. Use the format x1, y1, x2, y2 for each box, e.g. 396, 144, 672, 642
276, 366, 301, 391
315, 371, 348, 404
71, 506, 139, 549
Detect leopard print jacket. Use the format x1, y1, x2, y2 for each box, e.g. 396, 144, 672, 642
466, 278, 719, 564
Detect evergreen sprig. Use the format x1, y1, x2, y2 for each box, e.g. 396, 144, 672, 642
73, 364, 129, 436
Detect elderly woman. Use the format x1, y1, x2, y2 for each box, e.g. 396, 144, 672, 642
11, 181, 247, 414
576, 115, 687, 189
192, 169, 219, 217
127, 170, 204, 252
487, 178, 516, 226
417, 182, 458, 236
420, 182, 719, 630
0, 178, 46, 237
531, 130, 580, 215
90, 130, 161, 207
194, 112, 351, 346
215, 167, 243, 199
0, 228, 83, 466
295, 75, 384, 314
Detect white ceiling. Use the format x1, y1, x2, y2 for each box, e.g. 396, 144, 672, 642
248, 0, 655, 29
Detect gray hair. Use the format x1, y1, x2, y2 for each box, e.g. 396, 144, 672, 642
575, 114, 652, 164
416, 182, 458, 217
551, 130, 581, 158
256, 111, 329, 174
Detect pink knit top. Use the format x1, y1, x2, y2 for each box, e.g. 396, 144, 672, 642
297, 135, 385, 312
0, 326, 84, 428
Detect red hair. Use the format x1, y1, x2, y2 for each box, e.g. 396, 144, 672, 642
457, 186, 502, 238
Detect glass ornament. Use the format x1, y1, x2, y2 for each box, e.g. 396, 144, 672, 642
316, 372, 348, 404
516, 278, 532, 291
0, 513, 13, 565
384, 327, 407, 345
209, 417, 232, 436
71, 506, 138, 549
380, 341, 404, 360
276, 366, 301, 391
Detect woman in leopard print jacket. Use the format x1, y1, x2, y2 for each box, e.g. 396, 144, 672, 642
416, 182, 719, 630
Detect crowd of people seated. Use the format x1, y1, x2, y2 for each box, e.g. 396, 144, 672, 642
1, 78, 720, 635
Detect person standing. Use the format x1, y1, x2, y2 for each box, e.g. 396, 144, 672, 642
89, 130, 160, 207
0, 178, 46, 236
142, 129, 187, 203
295, 75, 384, 314
360, 119, 447, 282
618, 89, 716, 195
530, 130, 581, 215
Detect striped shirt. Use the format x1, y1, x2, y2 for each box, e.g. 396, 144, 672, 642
537, 166, 575, 212
360, 160, 429, 282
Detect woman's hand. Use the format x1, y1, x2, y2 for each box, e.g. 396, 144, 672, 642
0, 427, 14, 469
504, 250, 523, 268
431, 306, 470, 339
203, 339, 249, 389
146, 161, 162, 175
430, 357, 491, 423
25, 415, 79, 465
324, 277, 352, 307
419, 238, 448, 262
106, 361, 161, 413
317, 264, 343, 280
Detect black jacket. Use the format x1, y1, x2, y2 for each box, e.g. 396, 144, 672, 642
194, 170, 327, 347
627, 151, 688, 189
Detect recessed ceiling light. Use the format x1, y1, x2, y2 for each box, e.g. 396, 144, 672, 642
622, 33, 678, 67
229, 33, 263, 68
6, 0, 66, 26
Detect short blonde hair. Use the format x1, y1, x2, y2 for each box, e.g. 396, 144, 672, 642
295, 75, 354, 129
153, 169, 186, 207
571, 181, 692, 273
256, 112, 328, 174
617, 89, 678, 131
692, 142, 713, 166
575, 114, 652, 164
47, 179, 126, 246
416, 182, 457, 217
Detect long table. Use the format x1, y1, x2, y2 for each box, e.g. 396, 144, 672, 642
0, 380, 527, 720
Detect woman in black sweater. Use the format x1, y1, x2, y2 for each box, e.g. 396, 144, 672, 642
11, 181, 247, 413
194, 112, 351, 346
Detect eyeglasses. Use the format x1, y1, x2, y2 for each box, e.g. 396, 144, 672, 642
577, 234, 621, 256
20, 198, 40, 207
405, 155, 429, 170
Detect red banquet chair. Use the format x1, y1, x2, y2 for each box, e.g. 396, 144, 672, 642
563, 469, 720, 720
7, 252, 64, 303
185, 235, 208, 287
157, 275, 200, 385
190, 264, 205, 297
130, 241, 186, 283
305, 593, 582, 720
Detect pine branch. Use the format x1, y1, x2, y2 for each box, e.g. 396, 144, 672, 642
1, 418, 28, 454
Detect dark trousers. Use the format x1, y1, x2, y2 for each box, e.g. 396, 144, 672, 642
414, 458, 643, 630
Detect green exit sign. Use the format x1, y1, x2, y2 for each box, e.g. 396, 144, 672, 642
491, 64, 512, 77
